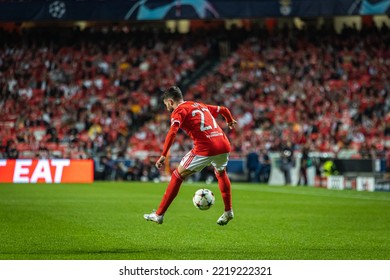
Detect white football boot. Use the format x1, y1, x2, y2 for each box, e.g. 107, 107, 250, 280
216, 210, 234, 226
144, 210, 164, 224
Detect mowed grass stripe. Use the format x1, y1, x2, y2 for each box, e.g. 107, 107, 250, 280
0, 182, 389, 260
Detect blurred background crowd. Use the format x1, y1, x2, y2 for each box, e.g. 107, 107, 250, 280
1, 22, 389, 180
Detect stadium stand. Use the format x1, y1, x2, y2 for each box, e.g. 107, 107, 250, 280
0, 26, 220, 160
0, 23, 389, 180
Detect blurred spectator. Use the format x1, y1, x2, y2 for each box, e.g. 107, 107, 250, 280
127, 158, 144, 181
246, 148, 259, 182
298, 145, 310, 186
99, 154, 115, 180
323, 160, 339, 176
5, 140, 18, 159
258, 149, 271, 183
360, 142, 376, 159
280, 140, 294, 185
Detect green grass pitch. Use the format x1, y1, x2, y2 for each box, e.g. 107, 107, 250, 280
0, 182, 389, 260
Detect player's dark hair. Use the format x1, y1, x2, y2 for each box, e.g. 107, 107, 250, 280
163, 86, 183, 102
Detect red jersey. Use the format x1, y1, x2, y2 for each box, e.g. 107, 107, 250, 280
162, 101, 233, 157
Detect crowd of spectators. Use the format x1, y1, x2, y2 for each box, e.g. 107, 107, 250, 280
1, 23, 389, 179
152, 24, 390, 163
0, 26, 220, 161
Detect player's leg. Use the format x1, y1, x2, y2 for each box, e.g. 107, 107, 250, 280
157, 169, 184, 211
215, 169, 234, 226
144, 168, 190, 224
211, 153, 234, 226
212, 153, 232, 211
215, 169, 232, 211
144, 152, 200, 224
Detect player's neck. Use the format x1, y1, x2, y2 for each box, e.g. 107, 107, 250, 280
175, 100, 185, 108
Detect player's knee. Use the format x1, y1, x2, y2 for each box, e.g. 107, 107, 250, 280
177, 166, 195, 179
214, 169, 226, 177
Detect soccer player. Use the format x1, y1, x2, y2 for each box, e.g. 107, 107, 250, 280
144, 86, 237, 225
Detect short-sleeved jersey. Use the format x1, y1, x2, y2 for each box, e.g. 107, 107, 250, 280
170, 101, 231, 156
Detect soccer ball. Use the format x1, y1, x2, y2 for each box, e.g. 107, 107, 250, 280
192, 188, 215, 210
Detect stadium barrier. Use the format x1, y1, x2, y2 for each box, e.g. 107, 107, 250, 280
267, 153, 388, 192
0, 159, 94, 183
356, 177, 375, 192
325, 175, 390, 192
327, 176, 345, 190
98, 153, 388, 191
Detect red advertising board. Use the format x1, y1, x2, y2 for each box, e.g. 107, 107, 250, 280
0, 159, 94, 183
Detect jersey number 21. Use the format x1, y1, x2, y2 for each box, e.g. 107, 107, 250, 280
192, 108, 218, 131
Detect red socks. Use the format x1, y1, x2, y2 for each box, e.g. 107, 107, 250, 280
156, 169, 183, 215
156, 169, 232, 215
215, 170, 232, 211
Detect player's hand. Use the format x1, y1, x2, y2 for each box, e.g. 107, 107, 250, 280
228, 120, 237, 130
155, 156, 166, 169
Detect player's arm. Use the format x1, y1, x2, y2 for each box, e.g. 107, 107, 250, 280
207, 105, 237, 129
156, 122, 180, 169
220, 106, 237, 129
